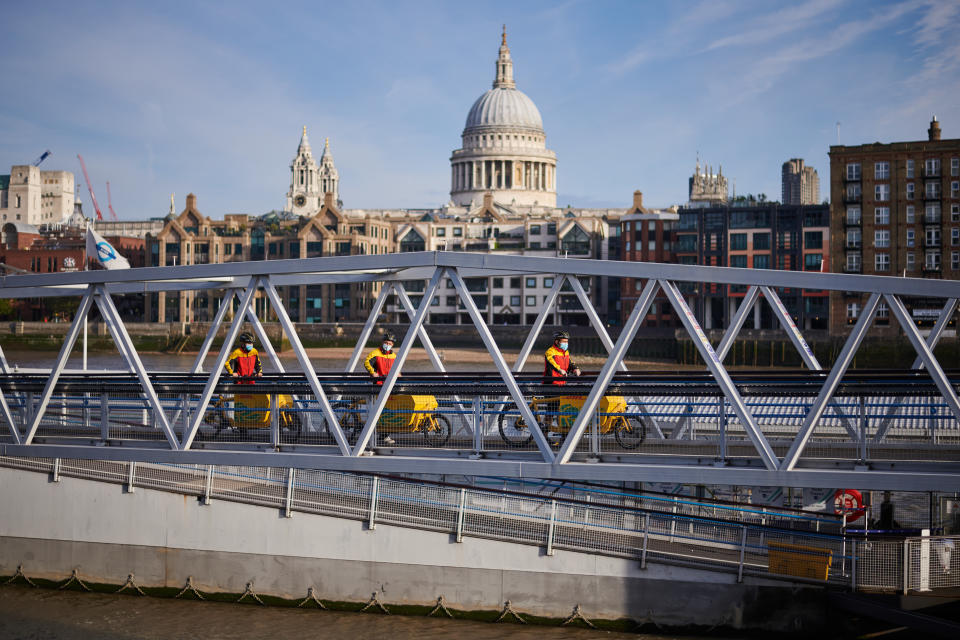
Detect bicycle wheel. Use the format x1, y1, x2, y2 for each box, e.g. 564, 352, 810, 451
424, 414, 451, 447
614, 417, 645, 449
498, 409, 534, 447
323, 412, 361, 445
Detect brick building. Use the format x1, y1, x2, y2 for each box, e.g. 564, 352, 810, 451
829, 117, 960, 334
619, 191, 678, 327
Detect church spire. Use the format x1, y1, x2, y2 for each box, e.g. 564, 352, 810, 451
493, 25, 515, 89
298, 125, 313, 157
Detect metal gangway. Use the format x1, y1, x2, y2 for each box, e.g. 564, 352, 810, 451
0, 252, 958, 491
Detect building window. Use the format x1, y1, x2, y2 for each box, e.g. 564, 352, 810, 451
926, 202, 942, 223
510, 295, 521, 306
926, 250, 941, 270
874, 162, 890, 180
492, 295, 503, 306
525, 295, 536, 306
875, 184, 890, 201
846, 207, 861, 225
547, 223, 557, 235
804, 231, 823, 249
875, 207, 890, 225
925, 158, 941, 176
730, 233, 747, 250
847, 303, 860, 319
953, 228, 960, 246
907, 159, 915, 178
846, 253, 861, 272
927, 226, 941, 246
952, 251, 960, 270
431, 296, 440, 306
906, 183, 915, 200
874, 230, 890, 248
875, 253, 890, 271
529, 224, 541, 234
926, 182, 941, 199
846, 184, 861, 200
952, 158, 959, 176
445, 296, 456, 306
525, 277, 536, 288
730, 255, 747, 268
753, 254, 770, 269
846, 163, 861, 180
952, 204, 960, 222
453, 227, 463, 237
906, 205, 916, 223
907, 228, 915, 247
510, 277, 521, 288
952, 181, 959, 197
436, 227, 446, 237
846, 228, 861, 248
876, 301, 889, 319
543, 277, 554, 288
907, 252, 916, 271
753, 232, 770, 250
493, 277, 504, 288
529, 241, 541, 249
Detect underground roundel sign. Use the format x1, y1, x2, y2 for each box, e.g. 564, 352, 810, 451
833, 489, 865, 522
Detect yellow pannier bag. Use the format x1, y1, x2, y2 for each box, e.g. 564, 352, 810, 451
549, 395, 627, 432
380, 395, 439, 432
767, 542, 832, 581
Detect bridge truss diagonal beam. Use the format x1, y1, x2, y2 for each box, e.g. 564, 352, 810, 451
261, 277, 351, 455
448, 267, 555, 462
659, 279, 779, 471
513, 276, 566, 372
345, 283, 393, 373
351, 268, 445, 456
21, 289, 94, 445
94, 285, 180, 450
759, 285, 821, 370
716, 285, 760, 362
555, 279, 660, 465
180, 278, 259, 450
781, 292, 881, 471
885, 294, 960, 424
190, 289, 241, 374
911, 298, 959, 370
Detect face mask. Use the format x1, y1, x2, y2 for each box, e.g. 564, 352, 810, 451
243, 344, 253, 352
559, 342, 568, 351
382, 343, 393, 352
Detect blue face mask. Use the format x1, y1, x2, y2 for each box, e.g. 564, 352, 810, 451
559, 342, 568, 351
243, 344, 253, 352
382, 343, 393, 352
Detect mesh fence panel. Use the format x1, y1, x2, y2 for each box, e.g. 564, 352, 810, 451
907, 536, 960, 592
292, 469, 372, 520
374, 478, 460, 532
59, 458, 127, 484
134, 462, 206, 496
462, 492, 551, 546
212, 466, 285, 508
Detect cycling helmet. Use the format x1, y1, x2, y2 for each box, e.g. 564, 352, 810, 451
238, 332, 255, 344
382, 332, 397, 343
553, 330, 570, 341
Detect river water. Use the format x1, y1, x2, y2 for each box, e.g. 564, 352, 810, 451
0, 587, 673, 640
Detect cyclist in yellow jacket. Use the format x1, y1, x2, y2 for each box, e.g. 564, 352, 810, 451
225, 332, 263, 384
364, 333, 397, 385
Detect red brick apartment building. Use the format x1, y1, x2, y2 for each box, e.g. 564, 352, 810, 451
830, 117, 960, 334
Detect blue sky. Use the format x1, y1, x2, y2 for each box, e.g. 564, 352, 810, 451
1, 0, 958, 218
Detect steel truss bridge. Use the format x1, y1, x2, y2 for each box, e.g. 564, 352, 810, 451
0, 252, 958, 490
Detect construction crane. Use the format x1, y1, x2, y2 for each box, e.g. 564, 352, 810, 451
32, 150, 52, 167
105, 181, 119, 221
77, 154, 104, 221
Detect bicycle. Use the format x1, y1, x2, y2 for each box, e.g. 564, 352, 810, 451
204, 391, 302, 441
497, 395, 645, 449
320, 394, 451, 447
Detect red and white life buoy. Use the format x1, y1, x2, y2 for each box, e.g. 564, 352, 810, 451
833, 489, 865, 522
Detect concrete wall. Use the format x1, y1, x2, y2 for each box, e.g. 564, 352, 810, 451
0, 466, 827, 630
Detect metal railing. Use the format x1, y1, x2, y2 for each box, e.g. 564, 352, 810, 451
1, 455, 853, 587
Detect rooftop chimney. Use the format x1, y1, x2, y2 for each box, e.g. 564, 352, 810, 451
632, 190, 644, 211
186, 193, 197, 210
929, 116, 941, 141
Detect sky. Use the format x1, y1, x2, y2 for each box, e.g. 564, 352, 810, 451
1, 0, 958, 219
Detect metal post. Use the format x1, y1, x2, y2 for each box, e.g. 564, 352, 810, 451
903, 539, 910, 594
858, 395, 867, 463
472, 395, 483, 453
270, 393, 280, 449
100, 393, 109, 441
284, 468, 295, 518
126, 461, 136, 493
368, 476, 380, 531
781, 293, 880, 471
851, 540, 858, 592
82, 317, 88, 371
546, 499, 557, 556
203, 465, 214, 505
717, 396, 727, 463
737, 526, 747, 583
52, 457, 60, 482
641, 513, 650, 569
669, 497, 678, 543
456, 488, 466, 542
